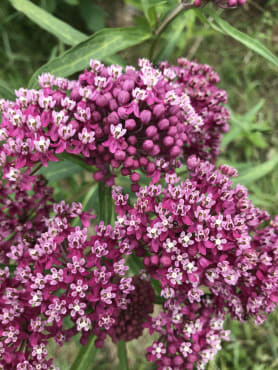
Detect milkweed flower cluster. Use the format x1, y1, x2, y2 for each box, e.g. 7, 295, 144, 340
0, 57, 229, 188
0, 178, 154, 368
145, 296, 230, 370
111, 156, 278, 368
0, 174, 53, 264
109, 275, 155, 342
1, 56, 277, 370
159, 59, 230, 161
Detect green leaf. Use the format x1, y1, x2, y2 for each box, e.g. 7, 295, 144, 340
154, 295, 165, 304
0, 264, 16, 274
103, 54, 127, 67
98, 182, 114, 224
248, 132, 267, 149
195, 9, 224, 34
39, 0, 57, 13
38, 160, 83, 182
211, 13, 278, 69
0, 80, 15, 100
243, 99, 265, 122
28, 27, 151, 88
151, 277, 161, 296
128, 253, 144, 275
82, 184, 98, 212
57, 153, 96, 173
70, 335, 98, 370
80, 0, 106, 32
9, 0, 86, 46
221, 100, 265, 149
234, 154, 278, 186
117, 341, 129, 370
63, 0, 80, 5
140, 0, 166, 28
155, 14, 187, 61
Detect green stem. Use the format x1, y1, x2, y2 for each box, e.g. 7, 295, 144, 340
155, 1, 195, 37
117, 340, 129, 370
30, 163, 43, 175
98, 181, 113, 224
150, 1, 195, 61
70, 335, 97, 370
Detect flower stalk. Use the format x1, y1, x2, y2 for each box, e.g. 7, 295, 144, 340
155, 1, 196, 37
150, 1, 195, 60
117, 340, 129, 370
98, 181, 113, 225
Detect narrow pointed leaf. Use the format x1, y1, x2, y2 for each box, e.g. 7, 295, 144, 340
82, 184, 98, 211
233, 154, 278, 185
140, 0, 166, 28
70, 335, 98, 370
98, 182, 113, 224
9, 0, 86, 46
38, 160, 83, 182
28, 27, 151, 88
211, 13, 278, 69
57, 153, 96, 173
9, 0, 126, 70
155, 15, 187, 61
128, 253, 144, 275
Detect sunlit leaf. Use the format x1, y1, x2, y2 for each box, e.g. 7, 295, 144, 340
28, 27, 151, 88
9, 0, 86, 46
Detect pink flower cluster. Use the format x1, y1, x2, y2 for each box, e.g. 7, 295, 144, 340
0, 177, 154, 369
194, 0, 246, 7
111, 156, 278, 369
0, 174, 53, 265
145, 296, 230, 370
1, 56, 277, 370
0, 57, 229, 188
1, 156, 277, 368
109, 275, 155, 342
159, 59, 230, 161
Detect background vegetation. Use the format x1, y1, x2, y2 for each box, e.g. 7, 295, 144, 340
0, 0, 277, 368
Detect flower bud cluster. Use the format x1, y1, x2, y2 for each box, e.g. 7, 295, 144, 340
109, 275, 155, 342
159, 58, 230, 161
0, 58, 229, 188
194, 0, 246, 7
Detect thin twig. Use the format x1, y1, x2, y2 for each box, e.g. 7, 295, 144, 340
155, 1, 196, 37
187, 35, 204, 60
30, 163, 43, 176
150, 1, 197, 61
